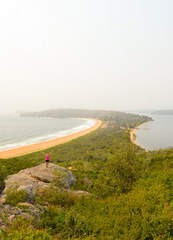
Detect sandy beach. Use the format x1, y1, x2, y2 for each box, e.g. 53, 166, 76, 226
0, 119, 102, 159
130, 121, 150, 148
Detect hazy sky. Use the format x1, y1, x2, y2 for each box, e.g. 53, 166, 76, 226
0, 0, 173, 114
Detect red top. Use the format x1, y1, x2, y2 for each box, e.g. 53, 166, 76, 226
46, 154, 49, 160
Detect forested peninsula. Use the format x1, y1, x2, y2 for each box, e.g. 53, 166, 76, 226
21, 108, 151, 128
0, 110, 172, 239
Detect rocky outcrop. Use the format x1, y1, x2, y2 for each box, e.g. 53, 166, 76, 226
0, 203, 46, 230
0, 163, 76, 204
0, 163, 93, 231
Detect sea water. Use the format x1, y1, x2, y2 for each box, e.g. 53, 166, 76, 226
135, 114, 173, 151
0, 115, 95, 151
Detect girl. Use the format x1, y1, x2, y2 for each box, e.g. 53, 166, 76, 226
41, 151, 54, 167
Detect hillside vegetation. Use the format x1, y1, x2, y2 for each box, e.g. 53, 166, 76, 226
0, 111, 172, 239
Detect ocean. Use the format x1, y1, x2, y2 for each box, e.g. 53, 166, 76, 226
0, 115, 95, 151
135, 113, 173, 151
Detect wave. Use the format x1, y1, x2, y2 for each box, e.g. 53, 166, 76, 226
0, 119, 96, 151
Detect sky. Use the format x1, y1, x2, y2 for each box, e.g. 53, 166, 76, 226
0, 0, 173, 114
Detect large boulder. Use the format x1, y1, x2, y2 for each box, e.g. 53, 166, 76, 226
0, 163, 76, 203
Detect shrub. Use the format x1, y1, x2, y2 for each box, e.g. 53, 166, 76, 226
38, 205, 66, 235
0, 165, 7, 184
53, 169, 68, 188
35, 185, 78, 207
5, 186, 30, 206
0, 217, 53, 240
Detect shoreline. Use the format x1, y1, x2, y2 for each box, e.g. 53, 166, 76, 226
130, 121, 151, 150
0, 119, 102, 159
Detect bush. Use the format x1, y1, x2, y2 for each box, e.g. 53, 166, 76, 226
5, 186, 30, 206
38, 205, 66, 236
0, 217, 53, 240
35, 185, 78, 207
53, 169, 68, 188
0, 165, 7, 184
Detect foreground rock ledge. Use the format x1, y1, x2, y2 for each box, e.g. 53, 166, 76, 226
0, 163, 76, 203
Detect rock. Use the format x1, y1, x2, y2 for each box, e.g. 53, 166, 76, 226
3, 205, 12, 212
30, 163, 76, 188
0, 163, 76, 204
72, 190, 91, 196
18, 184, 34, 204
0, 195, 6, 204
8, 214, 15, 223
38, 185, 50, 194
0, 204, 43, 229
67, 190, 91, 196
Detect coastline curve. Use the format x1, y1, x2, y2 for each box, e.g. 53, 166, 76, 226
130, 121, 152, 151
0, 119, 102, 159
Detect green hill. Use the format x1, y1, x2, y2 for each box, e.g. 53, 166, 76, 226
0, 111, 172, 239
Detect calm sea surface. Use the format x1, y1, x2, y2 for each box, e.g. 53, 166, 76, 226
135, 114, 173, 151
0, 116, 95, 151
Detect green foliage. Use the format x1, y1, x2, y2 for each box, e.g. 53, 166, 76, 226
63, 181, 173, 239
0, 113, 172, 239
0, 158, 40, 178
94, 139, 148, 198
35, 186, 79, 207
5, 186, 30, 206
53, 169, 68, 188
37, 205, 66, 235
0, 165, 7, 183
0, 217, 53, 240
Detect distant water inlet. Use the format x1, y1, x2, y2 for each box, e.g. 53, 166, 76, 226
135, 114, 173, 151
0, 116, 96, 151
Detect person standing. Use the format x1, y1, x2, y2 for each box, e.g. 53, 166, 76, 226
41, 151, 54, 167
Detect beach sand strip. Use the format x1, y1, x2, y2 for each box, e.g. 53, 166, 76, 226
0, 119, 102, 159
130, 121, 150, 148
